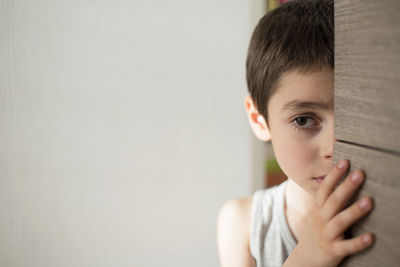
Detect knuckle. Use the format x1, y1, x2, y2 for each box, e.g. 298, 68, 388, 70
347, 242, 357, 255
334, 214, 346, 227
317, 211, 328, 223
333, 243, 348, 256
320, 228, 330, 240
343, 238, 366, 256
345, 205, 363, 224
329, 193, 340, 206
343, 241, 358, 256
339, 246, 351, 256
321, 242, 334, 256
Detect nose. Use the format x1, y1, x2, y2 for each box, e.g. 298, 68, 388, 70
323, 140, 333, 159
321, 121, 335, 159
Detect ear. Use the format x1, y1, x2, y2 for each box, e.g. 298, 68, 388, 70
244, 95, 271, 142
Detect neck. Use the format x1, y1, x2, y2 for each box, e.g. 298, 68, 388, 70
284, 179, 315, 217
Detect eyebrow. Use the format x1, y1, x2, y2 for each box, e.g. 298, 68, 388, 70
281, 100, 332, 112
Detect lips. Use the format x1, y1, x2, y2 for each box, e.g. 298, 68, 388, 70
313, 175, 326, 184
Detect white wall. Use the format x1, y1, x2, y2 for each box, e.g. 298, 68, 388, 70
0, 0, 263, 266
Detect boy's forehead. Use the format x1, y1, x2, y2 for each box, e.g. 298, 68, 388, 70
270, 68, 334, 111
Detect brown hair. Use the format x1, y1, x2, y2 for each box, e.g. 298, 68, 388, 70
246, 0, 333, 125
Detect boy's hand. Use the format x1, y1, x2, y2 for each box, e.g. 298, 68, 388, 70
285, 159, 374, 267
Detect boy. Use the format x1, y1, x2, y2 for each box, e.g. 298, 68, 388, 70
216, 0, 374, 266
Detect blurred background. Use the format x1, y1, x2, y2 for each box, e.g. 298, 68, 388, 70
0, 0, 290, 266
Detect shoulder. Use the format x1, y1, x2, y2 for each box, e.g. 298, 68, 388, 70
217, 197, 253, 240
216, 196, 256, 267
217, 196, 253, 227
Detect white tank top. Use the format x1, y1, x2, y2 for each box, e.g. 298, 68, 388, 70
250, 180, 297, 267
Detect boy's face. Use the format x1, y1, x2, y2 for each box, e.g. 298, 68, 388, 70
267, 67, 334, 196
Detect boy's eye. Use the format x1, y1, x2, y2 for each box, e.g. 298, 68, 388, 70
293, 116, 318, 129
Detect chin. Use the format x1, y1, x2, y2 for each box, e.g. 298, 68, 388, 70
297, 179, 318, 196
308, 182, 320, 196
289, 179, 316, 196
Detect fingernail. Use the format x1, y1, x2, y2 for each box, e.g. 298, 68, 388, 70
351, 171, 362, 183
337, 159, 347, 169
362, 234, 372, 245
358, 198, 370, 210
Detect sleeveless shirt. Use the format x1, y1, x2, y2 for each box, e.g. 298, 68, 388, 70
250, 180, 297, 267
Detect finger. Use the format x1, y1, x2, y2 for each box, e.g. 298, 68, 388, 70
323, 197, 373, 240
331, 233, 374, 257
321, 169, 365, 220
316, 159, 349, 207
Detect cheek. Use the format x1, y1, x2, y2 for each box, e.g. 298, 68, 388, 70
272, 133, 316, 178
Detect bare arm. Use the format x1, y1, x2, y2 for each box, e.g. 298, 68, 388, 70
216, 197, 256, 267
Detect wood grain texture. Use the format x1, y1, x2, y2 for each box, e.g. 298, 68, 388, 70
335, 0, 400, 152
334, 141, 400, 266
